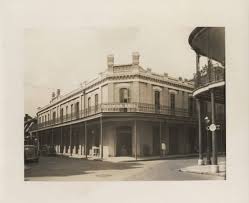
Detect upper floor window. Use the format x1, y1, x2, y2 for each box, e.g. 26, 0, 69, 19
66, 106, 68, 119
120, 88, 129, 103
155, 91, 160, 110
45, 115, 47, 125
75, 102, 79, 118
95, 94, 98, 112
52, 112, 56, 123
71, 104, 74, 119
189, 97, 193, 116
170, 94, 175, 110
88, 97, 91, 108
60, 108, 64, 122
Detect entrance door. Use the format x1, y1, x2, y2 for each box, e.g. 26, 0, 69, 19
169, 127, 178, 154
152, 127, 160, 155
116, 127, 132, 156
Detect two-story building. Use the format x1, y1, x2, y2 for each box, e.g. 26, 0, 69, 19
32, 52, 199, 159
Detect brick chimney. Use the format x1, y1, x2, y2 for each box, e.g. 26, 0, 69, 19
132, 52, 140, 65
107, 54, 114, 72
57, 89, 60, 97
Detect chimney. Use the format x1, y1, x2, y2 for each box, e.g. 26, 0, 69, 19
52, 92, 55, 98
107, 54, 114, 72
57, 89, 60, 97
132, 52, 140, 65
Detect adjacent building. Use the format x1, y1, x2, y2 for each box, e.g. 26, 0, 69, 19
188, 27, 226, 169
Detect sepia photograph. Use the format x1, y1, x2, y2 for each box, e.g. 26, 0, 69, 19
24, 26, 226, 181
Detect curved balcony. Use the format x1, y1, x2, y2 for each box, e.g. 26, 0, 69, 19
36, 102, 196, 130
193, 65, 225, 97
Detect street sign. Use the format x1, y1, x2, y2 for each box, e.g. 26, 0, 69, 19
209, 124, 216, 132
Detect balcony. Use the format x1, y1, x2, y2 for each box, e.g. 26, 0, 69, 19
195, 65, 225, 90
37, 102, 196, 129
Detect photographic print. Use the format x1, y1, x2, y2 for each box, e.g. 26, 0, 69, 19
24, 26, 226, 181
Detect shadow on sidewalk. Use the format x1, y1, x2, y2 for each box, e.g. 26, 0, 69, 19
24, 156, 143, 179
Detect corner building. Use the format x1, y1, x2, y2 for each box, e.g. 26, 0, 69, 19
34, 52, 198, 159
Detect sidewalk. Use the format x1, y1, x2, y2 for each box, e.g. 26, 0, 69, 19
179, 157, 226, 177
56, 153, 201, 162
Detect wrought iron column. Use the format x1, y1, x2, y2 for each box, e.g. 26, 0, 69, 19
196, 98, 204, 165
211, 89, 217, 165
159, 121, 162, 157
51, 128, 53, 146
85, 121, 87, 158
60, 127, 63, 154
100, 117, 103, 159
69, 125, 72, 156
135, 120, 137, 160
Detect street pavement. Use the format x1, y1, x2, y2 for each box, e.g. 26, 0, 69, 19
25, 156, 225, 181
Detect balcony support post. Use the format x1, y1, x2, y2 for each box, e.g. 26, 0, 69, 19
69, 125, 72, 156
100, 116, 103, 159
51, 128, 53, 146
196, 98, 204, 165
211, 88, 219, 172
85, 121, 87, 158
134, 120, 137, 160
159, 121, 162, 157
60, 127, 63, 154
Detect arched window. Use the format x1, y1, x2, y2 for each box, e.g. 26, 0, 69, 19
120, 88, 129, 103
155, 91, 160, 110
75, 102, 79, 118
88, 97, 91, 114
60, 108, 64, 122
95, 94, 98, 112
170, 94, 175, 110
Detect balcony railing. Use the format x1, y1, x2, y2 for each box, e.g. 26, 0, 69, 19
195, 65, 225, 89
37, 102, 196, 129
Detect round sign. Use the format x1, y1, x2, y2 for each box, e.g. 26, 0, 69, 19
209, 124, 216, 132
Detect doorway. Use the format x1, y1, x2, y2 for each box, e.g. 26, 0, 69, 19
152, 127, 160, 155
116, 126, 132, 156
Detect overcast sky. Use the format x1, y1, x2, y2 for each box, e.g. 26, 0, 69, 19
22, 0, 220, 117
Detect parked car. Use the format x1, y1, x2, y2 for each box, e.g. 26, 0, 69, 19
40, 145, 49, 156
40, 145, 56, 156
24, 145, 39, 162
47, 145, 56, 156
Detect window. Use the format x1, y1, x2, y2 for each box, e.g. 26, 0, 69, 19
60, 108, 64, 122
170, 94, 175, 110
75, 102, 79, 118
155, 91, 160, 110
88, 97, 91, 114
66, 106, 68, 120
53, 112, 56, 124
189, 97, 193, 116
120, 88, 129, 103
45, 115, 47, 125
95, 94, 98, 112
71, 104, 74, 119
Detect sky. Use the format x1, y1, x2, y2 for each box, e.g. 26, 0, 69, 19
22, 0, 219, 117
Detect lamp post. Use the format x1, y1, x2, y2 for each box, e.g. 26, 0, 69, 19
204, 116, 211, 165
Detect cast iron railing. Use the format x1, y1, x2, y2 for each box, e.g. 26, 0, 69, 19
37, 102, 196, 129
195, 65, 225, 89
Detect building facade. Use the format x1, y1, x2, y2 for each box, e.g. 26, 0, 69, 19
32, 52, 201, 159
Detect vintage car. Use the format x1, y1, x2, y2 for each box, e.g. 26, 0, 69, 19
24, 145, 39, 162
40, 145, 56, 156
